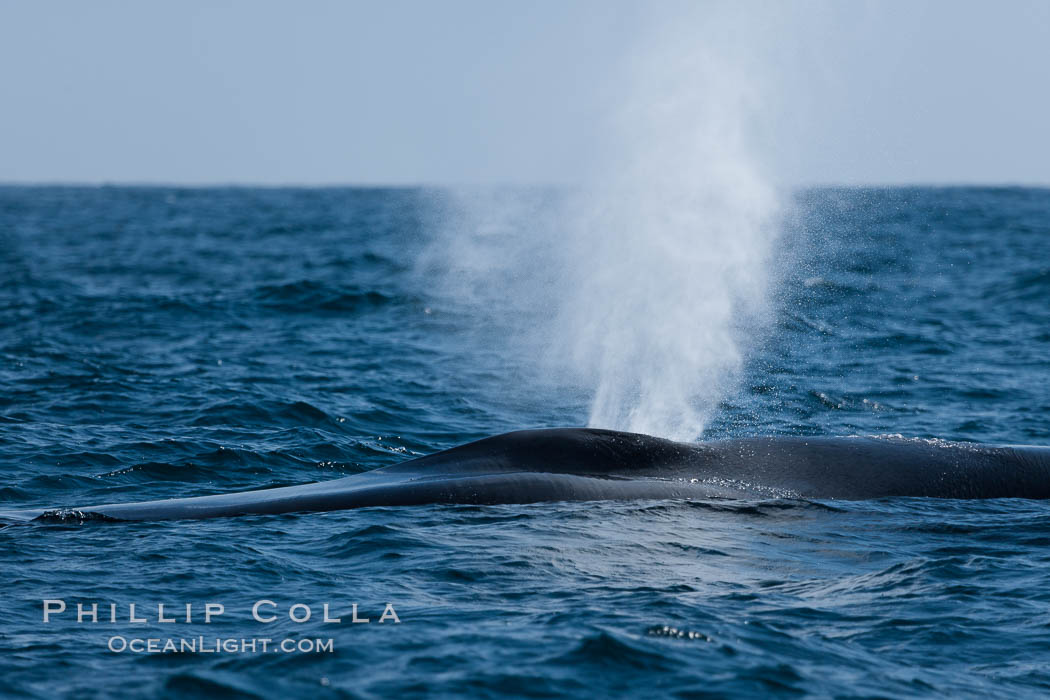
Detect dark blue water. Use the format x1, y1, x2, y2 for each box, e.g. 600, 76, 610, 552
2, 186, 1049, 697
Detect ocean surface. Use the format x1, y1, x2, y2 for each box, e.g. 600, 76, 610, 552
1, 185, 1049, 698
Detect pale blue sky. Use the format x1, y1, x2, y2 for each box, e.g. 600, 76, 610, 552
1, 0, 1047, 185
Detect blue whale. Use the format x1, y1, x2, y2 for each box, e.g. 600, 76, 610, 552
3, 428, 1050, 522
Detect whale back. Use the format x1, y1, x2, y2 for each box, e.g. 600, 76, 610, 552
684, 435, 1050, 499
384, 430, 1050, 500
379, 428, 705, 478
3, 429, 1050, 522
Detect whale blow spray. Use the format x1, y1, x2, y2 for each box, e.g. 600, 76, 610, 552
423, 4, 784, 441
561, 18, 781, 440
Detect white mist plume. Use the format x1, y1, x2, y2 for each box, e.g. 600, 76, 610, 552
422, 3, 786, 441
559, 9, 783, 440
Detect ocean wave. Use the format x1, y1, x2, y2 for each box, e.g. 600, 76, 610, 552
254, 280, 402, 314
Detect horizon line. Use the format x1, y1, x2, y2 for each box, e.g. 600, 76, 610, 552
2, 179, 1050, 191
